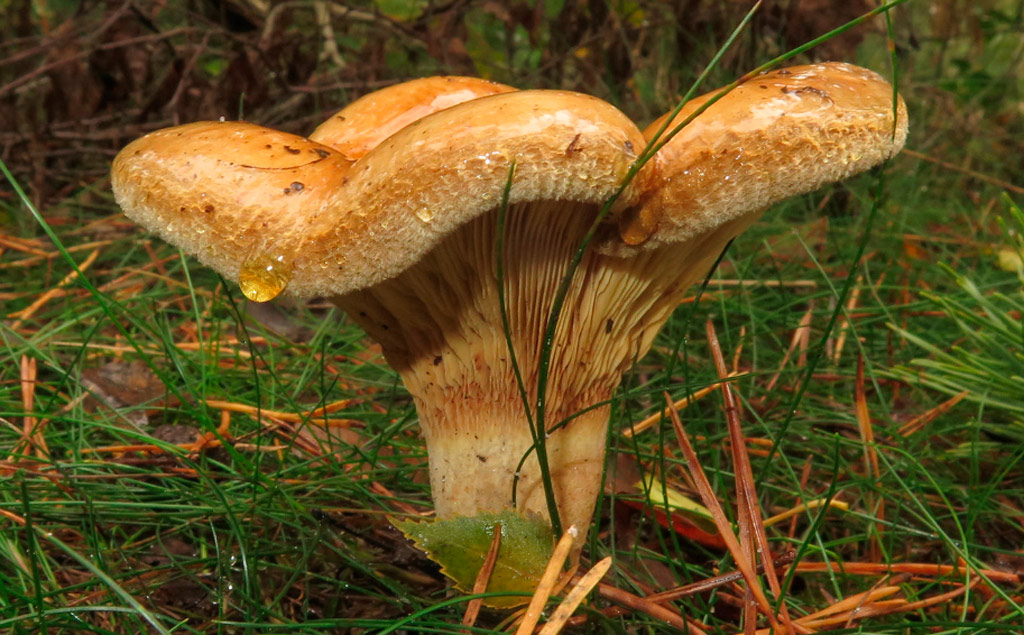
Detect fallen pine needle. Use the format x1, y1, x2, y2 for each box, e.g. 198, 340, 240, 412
706, 319, 793, 635
898, 390, 969, 436
831, 275, 863, 365
764, 302, 814, 393
713, 279, 818, 288
902, 148, 1024, 196
624, 373, 741, 438
750, 585, 904, 634
204, 398, 362, 425
762, 498, 848, 528
9, 247, 100, 329
461, 522, 502, 629
792, 560, 1020, 585
15, 355, 48, 460
665, 392, 778, 629
537, 556, 612, 635
515, 525, 578, 635
594, 583, 701, 632
0, 508, 28, 526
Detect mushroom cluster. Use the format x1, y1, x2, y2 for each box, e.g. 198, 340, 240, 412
112, 64, 907, 549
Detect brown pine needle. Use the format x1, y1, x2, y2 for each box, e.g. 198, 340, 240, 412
9, 247, 100, 329
855, 354, 884, 562
706, 319, 792, 634
566, 552, 802, 630
713, 279, 818, 288
0, 508, 28, 526
594, 583, 704, 632
831, 275, 863, 365
203, 398, 362, 425
793, 560, 1020, 585
665, 391, 778, 629
14, 355, 49, 460
650, 551, 800, 605
763, 499, 848, 528
749, 585, 904, 633
537, 556, 612, 635
514, 525, 578, 635
902, 147, 1024, 196
624, 373, 740, 438
898, 390, 969, 436
461, 522, 502, 629
0, 232, 49, 256
788, 457, 815, 540
764, 302, 814, 393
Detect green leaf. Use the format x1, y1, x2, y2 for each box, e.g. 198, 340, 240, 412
392, 510, 554, 608
374, 0, 427, 21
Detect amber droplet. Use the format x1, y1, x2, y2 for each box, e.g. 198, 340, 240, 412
238, 251, 292, 302
617, 205, 658, 246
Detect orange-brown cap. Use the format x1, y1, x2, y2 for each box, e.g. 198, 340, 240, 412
613, 62, 908, 250
111, 88, 645, 301
310, 76, 516, 159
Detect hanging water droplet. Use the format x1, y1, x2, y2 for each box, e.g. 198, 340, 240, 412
416, 207, 434, 222
239, 251, 292, 302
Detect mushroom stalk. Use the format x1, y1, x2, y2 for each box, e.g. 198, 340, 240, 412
334, 199, 755, 539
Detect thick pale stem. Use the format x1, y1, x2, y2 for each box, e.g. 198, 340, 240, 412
421, 395, 610, 539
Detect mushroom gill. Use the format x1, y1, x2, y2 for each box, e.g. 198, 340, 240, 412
334, 199, 755, 541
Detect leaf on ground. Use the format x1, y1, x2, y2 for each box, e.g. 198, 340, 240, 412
643, 476, 717, 534
392, 510, 553, 608
996, 248, 1022, 272
80, 360, 173, 427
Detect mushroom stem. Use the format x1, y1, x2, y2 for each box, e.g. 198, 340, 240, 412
334, 199, 754, 546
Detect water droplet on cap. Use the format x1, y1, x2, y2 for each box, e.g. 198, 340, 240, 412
239, 251, 292, 302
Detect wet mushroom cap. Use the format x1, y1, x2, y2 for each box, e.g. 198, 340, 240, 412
613, 62, 908, 250
111, 89, 645, 300
309, 76, 516, 159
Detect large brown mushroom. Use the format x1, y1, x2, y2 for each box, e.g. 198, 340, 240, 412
111, 63, 907, 549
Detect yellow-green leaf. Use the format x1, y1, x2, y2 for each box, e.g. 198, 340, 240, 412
392, 510, 553, 608
641, 476, 717, 533
996, 248, 1022, 272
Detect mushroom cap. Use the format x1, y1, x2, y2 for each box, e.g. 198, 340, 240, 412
309, 76, 516, 159
613, 62, 908, 250
111, 89, 645, 300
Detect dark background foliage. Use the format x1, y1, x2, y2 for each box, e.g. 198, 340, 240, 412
0, 0, 905, 208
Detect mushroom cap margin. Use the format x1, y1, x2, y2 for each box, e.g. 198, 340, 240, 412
310, 76, 517, 159
613, 62, 909, 251
112, 89, 647, 299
